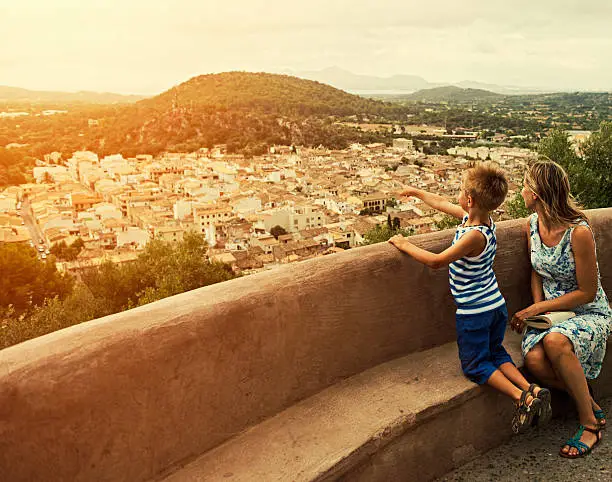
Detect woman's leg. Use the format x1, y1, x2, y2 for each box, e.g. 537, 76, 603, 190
542, 333, 598, 456
525, 342, 603, 417
524, 343, 566, 390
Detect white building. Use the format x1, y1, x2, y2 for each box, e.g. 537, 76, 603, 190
260, 206, 326, 234
0, 194, 17, 212
173, 200, 193, 221
116, 227, 150, 248
194, 205, 234, 234
230, 196, 262, 217
93, 203, 123, 221
32, 165, 70, 183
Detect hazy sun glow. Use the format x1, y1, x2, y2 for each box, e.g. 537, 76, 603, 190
1, 0, 611, 94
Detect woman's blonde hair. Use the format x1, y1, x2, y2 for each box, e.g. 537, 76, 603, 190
525, 159, 587, 228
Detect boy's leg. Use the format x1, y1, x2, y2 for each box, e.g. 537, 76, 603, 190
498, 363, 531, 392
457, 310, 515, 394
489, 305, 531, 391
486, 369, 523, 402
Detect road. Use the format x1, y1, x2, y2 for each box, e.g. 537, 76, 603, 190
20, 198, 48, 257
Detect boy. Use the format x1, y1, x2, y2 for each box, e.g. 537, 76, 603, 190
389, 162, 550, 433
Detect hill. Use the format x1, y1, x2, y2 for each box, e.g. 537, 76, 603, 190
0, 86, 145, 104
403, 86, 505, 103
138, 72, 393, 116
0, 73, 403, 169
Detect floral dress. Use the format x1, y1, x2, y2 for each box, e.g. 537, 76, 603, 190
522, 213, 612, 379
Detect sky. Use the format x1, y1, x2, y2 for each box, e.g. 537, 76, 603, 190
1, 0, 611, 95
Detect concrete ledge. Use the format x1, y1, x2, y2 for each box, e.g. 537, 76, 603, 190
158, 333, 612, 482
1, 209, 611, 482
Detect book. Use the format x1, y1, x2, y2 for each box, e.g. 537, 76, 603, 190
524, 311, 576, 329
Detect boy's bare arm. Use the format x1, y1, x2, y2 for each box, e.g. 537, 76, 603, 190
398, 187, 466, 219
388, 231, 485, 269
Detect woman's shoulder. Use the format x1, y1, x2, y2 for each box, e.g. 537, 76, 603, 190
569, 223, 596, 259
526, 213, 538, 235
571, 223, 594, 242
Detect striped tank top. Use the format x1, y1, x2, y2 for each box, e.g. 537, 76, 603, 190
449, 215, 505, 315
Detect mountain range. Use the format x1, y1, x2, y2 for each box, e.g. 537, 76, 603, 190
0, 86, 145, 104
292, 67, 553, 96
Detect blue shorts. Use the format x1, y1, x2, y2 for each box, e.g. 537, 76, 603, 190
456, 304, 514, 385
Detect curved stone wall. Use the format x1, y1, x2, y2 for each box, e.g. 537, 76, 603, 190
1, 209, 611, 482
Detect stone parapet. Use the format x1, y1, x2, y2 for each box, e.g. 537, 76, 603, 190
1, 209, 611, 481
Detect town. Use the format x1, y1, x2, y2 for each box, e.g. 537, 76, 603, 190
0, 137, 538, 276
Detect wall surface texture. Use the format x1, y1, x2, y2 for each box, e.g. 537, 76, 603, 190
1, 209, 611, 482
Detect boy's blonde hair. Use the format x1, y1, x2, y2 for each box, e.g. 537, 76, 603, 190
463, 162, 508, 211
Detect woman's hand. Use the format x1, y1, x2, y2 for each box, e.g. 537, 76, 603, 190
510, 302, 543, 333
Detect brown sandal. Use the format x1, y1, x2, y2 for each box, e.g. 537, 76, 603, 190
512, 389, 540, 434
528, 383, 552, 426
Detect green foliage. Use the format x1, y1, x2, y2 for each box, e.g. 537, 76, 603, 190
0, 147, 31, 187
573, 122, 612, 209
1, 284, 109, 350
505, 192, 531, 219
1, 232, 236, 349
79, 232, 235, 311
538, 122, 612, 209
537, 129, 578, 170
405, 86, 504, 103
50, 238, 85, 261
131, 232, 235, 306
270, 225, 288, 239
434, 215, 462, 230
0, 243, 73, 317
361, 222, 413, 245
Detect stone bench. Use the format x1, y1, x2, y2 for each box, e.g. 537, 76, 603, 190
158, 331, 612, 481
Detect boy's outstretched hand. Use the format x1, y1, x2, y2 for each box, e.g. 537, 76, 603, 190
398, 186, 419, 198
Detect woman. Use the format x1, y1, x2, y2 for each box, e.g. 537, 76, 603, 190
511, 160, 611, 458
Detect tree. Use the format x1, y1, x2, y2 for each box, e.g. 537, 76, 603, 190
434, 214, 461, 230
505, 192, 530, 219
537, 129, 578, 171
0, 243, 73, 318
1, 284, 109, 350
270, 225, 288, 239
50, 238, 85, 261
1, 233, 237, 350
538, 122, 612, 209
41, 172, 54, 183
361, 224, 413, 245
80, 232, 235, 310
574, 122, 612, 208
